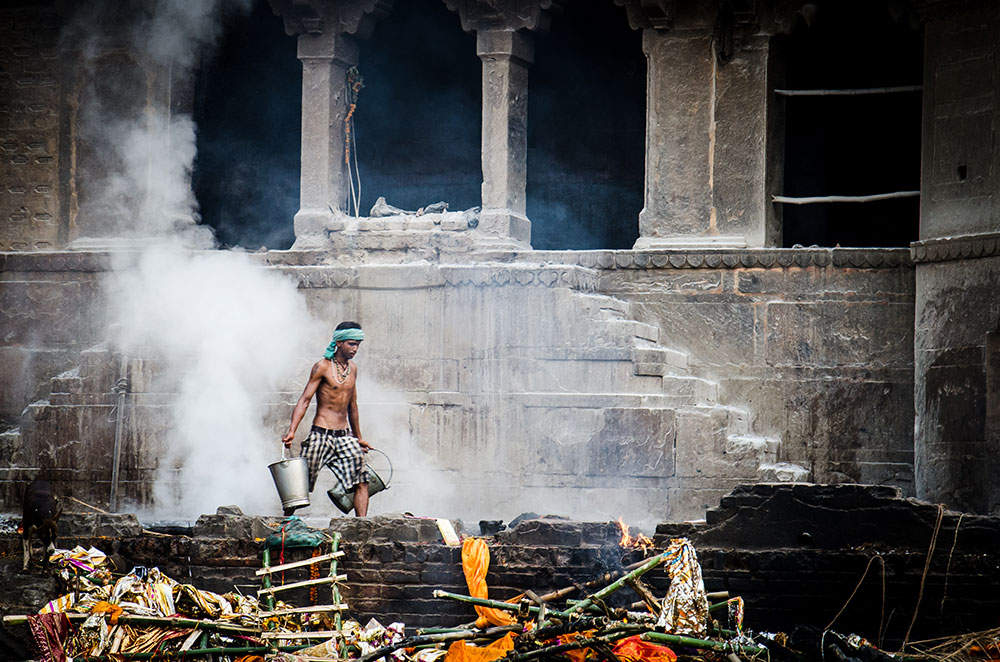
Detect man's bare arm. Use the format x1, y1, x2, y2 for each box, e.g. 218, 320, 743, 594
283, 362, 324, 447
348, 366, 371, 450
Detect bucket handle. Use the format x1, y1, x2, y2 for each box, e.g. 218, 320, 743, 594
368, 447, 393, 486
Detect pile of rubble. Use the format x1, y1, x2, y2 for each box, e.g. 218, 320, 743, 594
4, 517, 995, 662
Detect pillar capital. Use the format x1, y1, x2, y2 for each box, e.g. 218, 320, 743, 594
267, 0, 393, 38
476, 29, 534, 67
444, 0, 564, 34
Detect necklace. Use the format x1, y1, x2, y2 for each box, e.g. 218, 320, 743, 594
333, 358, 351, 384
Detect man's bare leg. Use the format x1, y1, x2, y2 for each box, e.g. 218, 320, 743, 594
353, 482, 369, 517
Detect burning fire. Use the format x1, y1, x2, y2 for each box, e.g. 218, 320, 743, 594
617, 517, 653, 552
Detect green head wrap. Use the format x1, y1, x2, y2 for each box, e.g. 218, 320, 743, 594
324, 328, 365, 359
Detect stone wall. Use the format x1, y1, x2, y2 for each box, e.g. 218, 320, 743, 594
913, 3, 1000, 514
1, 248, 914, 528
2, 485, 998, 649
0, 4, 64, 251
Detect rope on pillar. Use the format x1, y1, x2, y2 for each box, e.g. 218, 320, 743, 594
345, 66, 365, 217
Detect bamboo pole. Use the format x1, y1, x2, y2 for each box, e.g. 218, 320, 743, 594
433, 590, 542, 617
3, 613, 260, 636
774, 85, 922, 96
772, 191, 920, 205
262, 547, 275, 611
556, 552, 669, 618
255, 551, 344, 575
72, 643, 311, 661
257, 574, 346, 595
331, 532, 346, 658
355, 625, 521, 662
642, 632, 768, 655
506, 628, 641, 662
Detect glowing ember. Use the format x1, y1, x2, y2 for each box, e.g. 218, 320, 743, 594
617, 517, 653, 551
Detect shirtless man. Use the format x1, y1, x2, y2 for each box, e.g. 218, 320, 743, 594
282, 321, 373, 516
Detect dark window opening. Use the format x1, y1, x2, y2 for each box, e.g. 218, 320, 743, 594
193, 0, 300, 250
527, 2, 644, 250
776, 1, 922, 248
353, 0, 480, 217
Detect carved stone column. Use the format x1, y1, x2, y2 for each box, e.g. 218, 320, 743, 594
446, 0, 561, 249
622, 0, 778, 249
296, 31, 358, 246
477, 29, 533, 246
269, 0, 391, 248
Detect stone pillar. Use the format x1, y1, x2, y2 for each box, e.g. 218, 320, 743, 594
634, 25, 773, 249
635, 27, 717, 249
295, 31, 358, 247
476, 29, 533, 247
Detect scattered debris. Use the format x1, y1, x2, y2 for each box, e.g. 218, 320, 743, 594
4, 519, 995, 662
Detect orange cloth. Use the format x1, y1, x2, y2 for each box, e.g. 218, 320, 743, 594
444, 631, 516, 662
89, 601, 125, 625
612, 636, 677, 662
461, 538, 515, 628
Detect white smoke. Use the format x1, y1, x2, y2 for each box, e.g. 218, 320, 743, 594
62, 0, 318, 517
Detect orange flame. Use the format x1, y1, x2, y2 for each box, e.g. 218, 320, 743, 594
617, 517, 653, 551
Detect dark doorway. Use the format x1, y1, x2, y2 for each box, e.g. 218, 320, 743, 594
776, 1, 922, 248
193, 0, 300, 250
352, 0, 481, 217
527, 1, 644, 250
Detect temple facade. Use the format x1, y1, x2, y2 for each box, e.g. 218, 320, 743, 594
1, 0, 998, 521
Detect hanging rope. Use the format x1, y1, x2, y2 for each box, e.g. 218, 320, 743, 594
345, 66, 364, 216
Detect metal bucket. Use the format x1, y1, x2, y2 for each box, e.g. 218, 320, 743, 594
269, 452, 310, 510
327, 449, 392, 514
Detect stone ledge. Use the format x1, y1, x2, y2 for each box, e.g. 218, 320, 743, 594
911, 231, 1000, 264
475, 248, 914, 270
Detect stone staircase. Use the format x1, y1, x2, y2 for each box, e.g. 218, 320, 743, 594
572, 289, 800, 490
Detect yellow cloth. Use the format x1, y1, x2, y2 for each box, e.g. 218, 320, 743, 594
444, 631, 516, 662
461, 538, 515, 628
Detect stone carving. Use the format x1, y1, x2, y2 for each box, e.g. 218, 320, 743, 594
267, 0, 393, 37
612, 0, 673, 30
911, 232, 1000, 264
443, 0, 565, 33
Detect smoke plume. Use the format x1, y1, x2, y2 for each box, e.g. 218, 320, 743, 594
66, 0, 318, 517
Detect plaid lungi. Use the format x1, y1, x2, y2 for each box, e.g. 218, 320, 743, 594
301, 426, 368, 492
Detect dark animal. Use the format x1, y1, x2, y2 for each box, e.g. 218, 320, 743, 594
22, 479, 61, 571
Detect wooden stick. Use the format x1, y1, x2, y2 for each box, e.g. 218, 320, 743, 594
625, 577, 660, 614
774, 85, 922, 96
257, 574, 346, 595
557, 552, 669, 618
256, 604, 349, 617
772, 191, 920, 205
255, 551, 344, 575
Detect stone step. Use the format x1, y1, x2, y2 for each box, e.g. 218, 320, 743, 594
659, 377, 718, 403
758, 462, 811, 482
725, 435, 779, 463
632, 341, 690, 375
